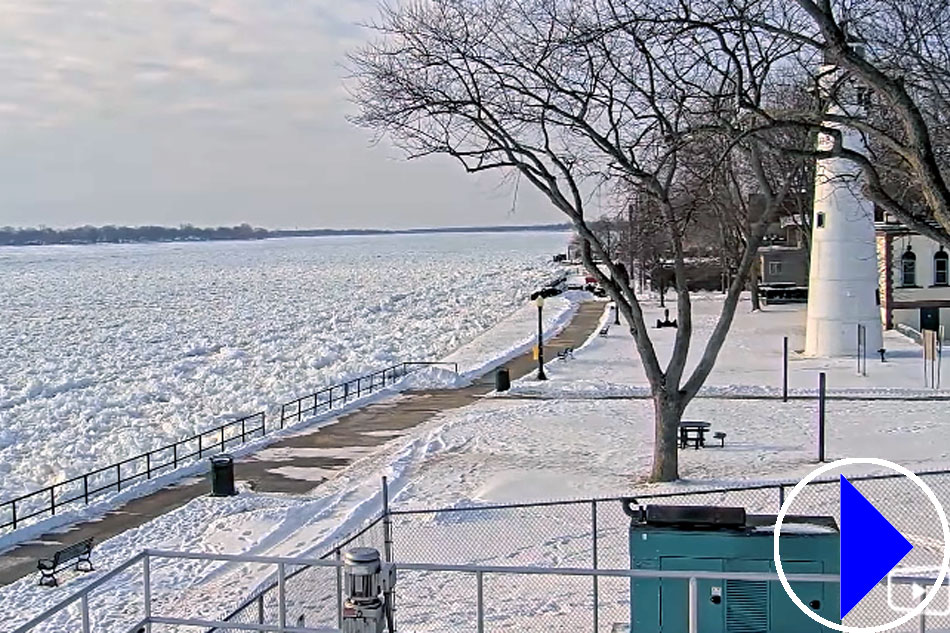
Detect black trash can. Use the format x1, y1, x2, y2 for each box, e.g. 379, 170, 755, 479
495, 367, 511, 392
210, 454, 236, 497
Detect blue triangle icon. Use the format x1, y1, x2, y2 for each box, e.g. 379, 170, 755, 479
840, 475, 913, 618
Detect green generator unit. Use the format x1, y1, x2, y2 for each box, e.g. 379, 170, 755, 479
625, 503, 839, 633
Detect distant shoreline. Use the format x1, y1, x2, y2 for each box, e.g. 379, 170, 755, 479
0, 223, 571, 248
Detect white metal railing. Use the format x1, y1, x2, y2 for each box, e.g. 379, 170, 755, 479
12, 548, 844, 633
14, 548, 950, 633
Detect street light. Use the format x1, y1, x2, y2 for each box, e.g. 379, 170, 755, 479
535, 294, 547, 380
614, 301, 621, 325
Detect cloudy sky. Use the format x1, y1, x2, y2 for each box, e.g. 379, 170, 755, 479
0, 0, 559, 229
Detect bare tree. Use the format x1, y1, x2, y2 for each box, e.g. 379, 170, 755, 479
349, 0, 810, 481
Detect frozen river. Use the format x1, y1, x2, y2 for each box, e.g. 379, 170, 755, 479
0, 231, 568, 500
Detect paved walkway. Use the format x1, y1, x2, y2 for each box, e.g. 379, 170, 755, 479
0, 301, 605, 587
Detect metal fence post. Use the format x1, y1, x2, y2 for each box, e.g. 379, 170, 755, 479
592, 500, 599, 633
258, 593, 265, 625
778, 485, 786, 511
143, 551, 151, 631
81, 593, 91, 633
783, 336, 789, 402
50, 487, 55, 516
476, 570, 485, 633
383, 476, 393, 563
278, 562, 287, 631
688, 577, 698, 633
336, 547, 344, 630
818, 372, 827, 463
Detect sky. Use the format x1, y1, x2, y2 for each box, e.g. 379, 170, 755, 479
0, 0, 561, 230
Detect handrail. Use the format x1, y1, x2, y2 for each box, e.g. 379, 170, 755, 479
278, 361, 459, 427
0, 412, 265, 533
1, 360, 459, 536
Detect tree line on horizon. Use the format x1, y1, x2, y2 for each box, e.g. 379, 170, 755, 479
0, 222, 572, 246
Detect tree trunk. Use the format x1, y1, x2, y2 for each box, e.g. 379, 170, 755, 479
649, 392, 684, 482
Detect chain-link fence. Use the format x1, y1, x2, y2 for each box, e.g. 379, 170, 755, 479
209, 469, 950, 632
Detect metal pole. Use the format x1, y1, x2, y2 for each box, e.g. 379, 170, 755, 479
614, 303, 620, 325
278, 562, 287, 632
81, 594, 91, 633
335, 548, 343, 630
818, 372, 827, 463
537, 303, 547, 380
476, 571, 485, 633
382, 476, 395, 632
143, 552, 151, 632
592, 500, 599, 633
688, 577, 698, 633
258, 594, 265, 625
782, 336, 789, 402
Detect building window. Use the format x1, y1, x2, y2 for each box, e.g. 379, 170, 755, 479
768, 261, 783, 276
901, 246, 917, 287
935, 249, 949, 286
816, 212, 826, 228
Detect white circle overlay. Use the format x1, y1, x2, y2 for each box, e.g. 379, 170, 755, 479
773, 458, 950, 633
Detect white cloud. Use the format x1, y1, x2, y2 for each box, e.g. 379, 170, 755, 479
0, 0, 560, 229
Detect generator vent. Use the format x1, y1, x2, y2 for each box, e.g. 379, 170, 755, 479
725, 580, 768, 633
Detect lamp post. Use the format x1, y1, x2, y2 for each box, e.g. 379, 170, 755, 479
536, 294, 547, 380
614, 302, 621, 325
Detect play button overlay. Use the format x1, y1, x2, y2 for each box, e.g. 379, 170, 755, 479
840, 475, 914, 618
774, 458, 950, 633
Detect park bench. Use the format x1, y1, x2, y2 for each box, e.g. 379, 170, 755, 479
557, 347, 574, 360
713, 431, 727, 447
37, 537, 94, 587
599, 325, 609, 337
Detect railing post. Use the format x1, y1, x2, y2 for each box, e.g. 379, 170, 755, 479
297, 399, 302, 422
344, 382, 349, 403
382, 476, 393, 563
11, 501, 17, 530
50, 487, 55, 516
688, 577, 698, 633
357, 377, 362, 398
143, 551, 151, 631
782, 336, 789, 402
198, 434, 203, 458
592, 500, 599, 633
778, 485, 786, 511
146, 453, 151, 480
476, 570, 485, 633
242, 418, 247, 443
84, 474, 89, 504
220, 426, 225, 450
278, 562, 287, 632
329, 386, 334, 409
336, 547, 344, 630
258, 593, 265, 625
818, 372, 827, 463
173, 443, 178, 468
81, 593, 91, 633
116, 463, 121, 492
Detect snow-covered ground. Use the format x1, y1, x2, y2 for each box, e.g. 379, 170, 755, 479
510, 297, 949, 399
0, 231, 567, 501
9, 294, 950, 632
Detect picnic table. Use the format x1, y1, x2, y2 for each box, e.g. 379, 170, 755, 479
679, 421, 710, 450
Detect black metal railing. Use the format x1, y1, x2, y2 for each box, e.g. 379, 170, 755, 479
278, 361, 459, 428
0, 412, 266, 534
1, 360, 460, 536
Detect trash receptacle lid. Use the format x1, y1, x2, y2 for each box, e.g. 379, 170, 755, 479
344, 547, 381, 565
210, 454, 233, 464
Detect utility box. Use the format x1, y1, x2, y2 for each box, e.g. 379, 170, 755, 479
626, 503, 839, 633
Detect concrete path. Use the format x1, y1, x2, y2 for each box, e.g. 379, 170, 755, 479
0, 301, 606, 587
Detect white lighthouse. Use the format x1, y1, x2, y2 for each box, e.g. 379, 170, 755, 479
804, 44, 884, 357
